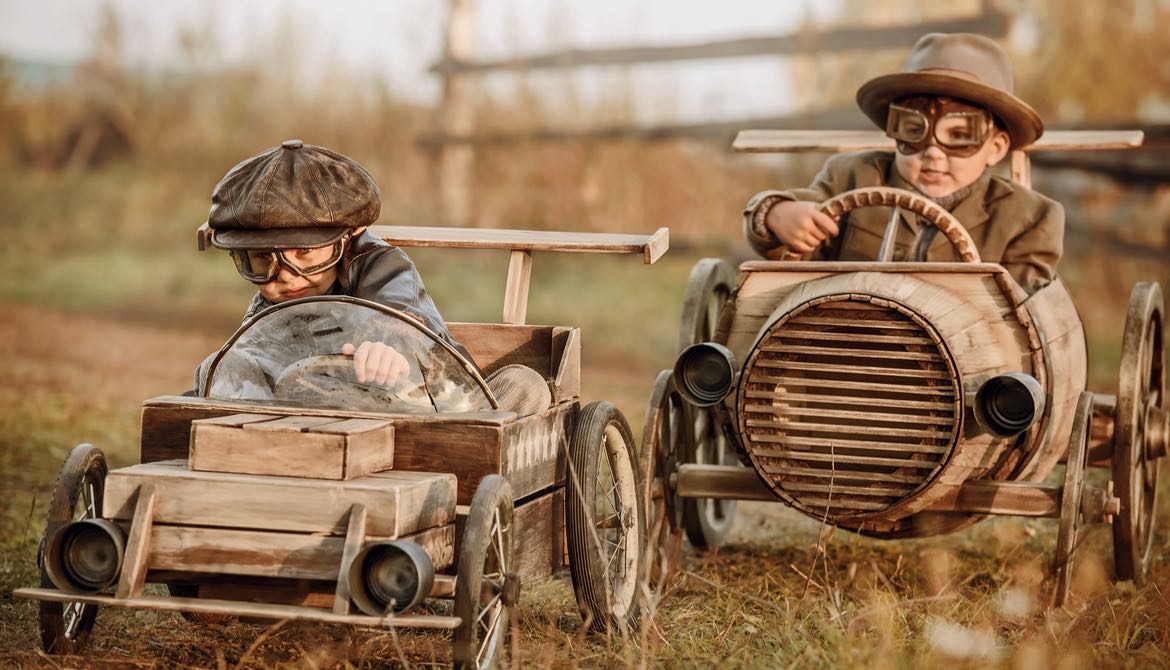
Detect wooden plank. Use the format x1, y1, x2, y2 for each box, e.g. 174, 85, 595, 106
367, 225, 668, 263
744, 419, 953, 440
551, 327, 581, 402
502, 249, 532, 325
931, 480, 1062, 517
428, 9, 1009, 74
1011, 150, 1030, 187
12, 588, 461, 629
512, 489, 564, 585
105, 461, 455, 538
447, 323, 555, 376
332, 504, 368, 615
732, 129, 1145, 154
751, 448, 940, 469
675, 464, 775, 502
140, 395, 515, 465
115, 484, 156, 599
501, 403, 572, 503
190, 415, 394, 480
747, 434, 949, 453
147, 523, 455, 579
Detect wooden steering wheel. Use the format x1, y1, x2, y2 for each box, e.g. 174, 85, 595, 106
769, 186, 981, 263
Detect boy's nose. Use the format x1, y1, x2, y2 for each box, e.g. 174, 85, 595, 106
921, 143, 947, 160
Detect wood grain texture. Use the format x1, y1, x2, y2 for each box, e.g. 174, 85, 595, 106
332, 504, 367, 615
115, 484, 156, 599
146, 523, 455, 579
502, 249, 533, 325
190, 414, 394, 480
447, 323, 555, 375
501, 403, 573, 503
104, 460, 455, 538
732, 129, 1144, 154
454, 489, 564, 586
367, 225, 669, 263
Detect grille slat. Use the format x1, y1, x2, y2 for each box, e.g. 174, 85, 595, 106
738, 296, 960, 522
743, 404, 953, 426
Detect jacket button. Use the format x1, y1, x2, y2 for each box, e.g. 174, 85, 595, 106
282, 139, 304, 149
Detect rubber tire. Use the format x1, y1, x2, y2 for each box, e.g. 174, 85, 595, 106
453, 475, 513, 670
566, 401, 645, 634
39, 444, 107, 654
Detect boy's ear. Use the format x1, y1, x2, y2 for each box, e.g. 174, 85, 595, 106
985, 129, 1011, 166
350, 226, 368, 237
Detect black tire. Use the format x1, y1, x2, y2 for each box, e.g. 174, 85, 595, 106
453, 475, 514, 670
677, 258, 738, 549
566, 401, 645, 634
39, 444, 107, 654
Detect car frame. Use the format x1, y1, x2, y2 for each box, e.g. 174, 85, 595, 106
644, 129, 1165, 607
16, 223, 669, 668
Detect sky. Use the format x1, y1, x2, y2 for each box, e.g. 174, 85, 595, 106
0, 0, 844, 123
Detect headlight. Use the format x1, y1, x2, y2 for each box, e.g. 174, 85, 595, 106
974, 372, 1045, 437
44, 519, 126, 594
347, 541, 434, 616
673, 342, 737, 407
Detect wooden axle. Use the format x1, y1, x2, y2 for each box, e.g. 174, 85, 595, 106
674, 464, 1118, 520
1146, 404, 1170, 460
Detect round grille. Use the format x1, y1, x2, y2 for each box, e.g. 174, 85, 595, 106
736, 294, 961, 523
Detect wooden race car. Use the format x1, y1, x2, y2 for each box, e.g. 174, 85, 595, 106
645, 130, 1164, 607
16, 225, 668, 668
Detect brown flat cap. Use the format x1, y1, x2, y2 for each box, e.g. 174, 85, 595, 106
856, 33, 1043, 149
208, 140, 380, 249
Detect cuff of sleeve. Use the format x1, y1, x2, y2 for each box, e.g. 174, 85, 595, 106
743, 190, 787, 249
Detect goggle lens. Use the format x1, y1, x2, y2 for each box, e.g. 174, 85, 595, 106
229, 238, 348, 284
886, 102, 992, 158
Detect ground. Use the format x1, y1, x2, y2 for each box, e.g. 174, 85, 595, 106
0, 300, 1167, 669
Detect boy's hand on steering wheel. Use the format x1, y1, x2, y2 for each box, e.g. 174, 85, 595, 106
765, 200, 840, 254
342, 341, 410, 386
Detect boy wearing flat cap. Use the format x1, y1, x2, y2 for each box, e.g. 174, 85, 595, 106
744, 32, 1062, 293
195, 140, 550, 414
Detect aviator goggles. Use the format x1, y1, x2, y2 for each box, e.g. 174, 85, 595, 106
885, 97, 995, 158
229, 234, 352, 284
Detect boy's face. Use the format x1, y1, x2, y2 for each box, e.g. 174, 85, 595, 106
888, 96, 1010, 198
256, 261, 339, 303
232, 227, 365, 303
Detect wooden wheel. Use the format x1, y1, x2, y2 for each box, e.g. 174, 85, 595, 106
453, 475, 515, 670
641, 370, 686, 586
1112, 282, 1165, 583
567, 402, 645, 633
39, 444, 107, 654
1053, 392, 1093, 607
677, 259, 738, 548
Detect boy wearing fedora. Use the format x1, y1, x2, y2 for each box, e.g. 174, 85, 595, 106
194, 140, 550, 414
744, 32, 1062, 293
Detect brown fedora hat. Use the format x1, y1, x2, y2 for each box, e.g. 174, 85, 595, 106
856, 33, 1043, 149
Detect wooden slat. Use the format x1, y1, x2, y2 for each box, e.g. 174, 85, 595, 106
767, 329, 934, 345
755, 344, 941, 361
242, 416, 343, 432
788, 315, 921, 330
750, 360, 951, 379
115, 484, 156, 599
732, 129, 1145, 154
775, 480, 914, 496
147, 524, 455, 579
747, 375, 954, 397
367, 225, 669, 263
743, 392, 954, 411
745, 419, 952, 440
502, 249, 533, 325
748, 434, 949, 453
428, 10, 1010, 74
931, 480, 1062, 517
753, 448, 941, 469
762, 464, 924, 484
797, 497, 891, 511
447, 323, 556, 376
12, 588, 461, 629
105, 461, 454, 538
743, 404, 953, 425
332, 504, 368, 615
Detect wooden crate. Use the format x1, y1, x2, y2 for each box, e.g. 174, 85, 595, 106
189, 413, 394, 480
105, 460, 455, 538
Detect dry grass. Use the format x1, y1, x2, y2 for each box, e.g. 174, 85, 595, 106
3, 10, 1170, 667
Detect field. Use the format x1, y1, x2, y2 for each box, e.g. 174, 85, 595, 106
3, 20, 1170, 664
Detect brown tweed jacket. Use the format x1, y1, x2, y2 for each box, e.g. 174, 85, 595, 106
743, 151, 1065, 293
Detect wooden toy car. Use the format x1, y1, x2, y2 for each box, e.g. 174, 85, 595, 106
15, 225, 668, 668
644, 130, 1165, 606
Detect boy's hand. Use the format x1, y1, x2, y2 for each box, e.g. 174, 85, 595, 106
342, 342, 409, 386
765, 201, 840, 254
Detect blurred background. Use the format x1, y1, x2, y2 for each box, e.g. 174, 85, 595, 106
1, 0, 1169, 663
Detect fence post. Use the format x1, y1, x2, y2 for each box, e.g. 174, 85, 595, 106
437, 0, 477, 227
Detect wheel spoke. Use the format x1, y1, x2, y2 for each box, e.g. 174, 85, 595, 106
491, 508, 508, 573
64, 602, 82, 638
